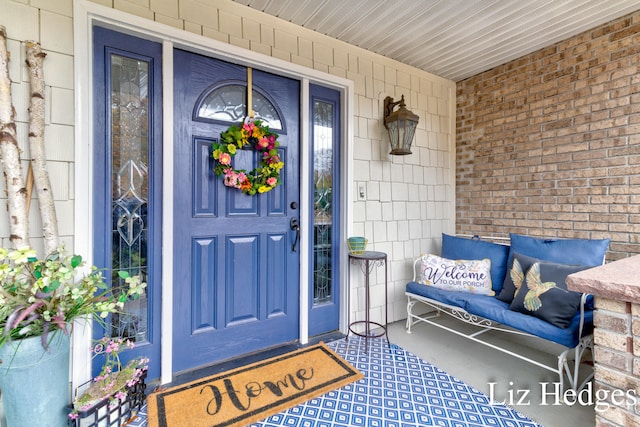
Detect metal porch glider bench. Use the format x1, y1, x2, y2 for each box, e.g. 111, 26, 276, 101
405, 233, 610, 392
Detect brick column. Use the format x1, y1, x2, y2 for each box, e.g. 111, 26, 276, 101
567, 255, 640, 426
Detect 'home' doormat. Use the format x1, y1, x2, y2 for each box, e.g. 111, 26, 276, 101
146, 343, 363, 427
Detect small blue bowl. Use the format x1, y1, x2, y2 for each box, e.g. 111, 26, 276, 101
347, 237, 368, 255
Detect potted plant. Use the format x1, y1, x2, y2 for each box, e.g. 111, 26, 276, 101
68, 337, 149, 426
0, 246, 146, 427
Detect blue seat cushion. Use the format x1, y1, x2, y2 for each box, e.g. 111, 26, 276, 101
466, 294, 592, 348
406, 281, 468, 309
441, 234, 510, 293
406, 282, 592, 348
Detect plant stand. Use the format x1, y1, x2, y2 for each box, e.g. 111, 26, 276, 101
68, 372, 147, 427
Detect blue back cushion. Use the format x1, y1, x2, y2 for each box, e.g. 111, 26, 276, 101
509, 233, 609, 267
441, 234, 510, 292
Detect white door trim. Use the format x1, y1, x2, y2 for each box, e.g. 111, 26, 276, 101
73, 0, 354, 387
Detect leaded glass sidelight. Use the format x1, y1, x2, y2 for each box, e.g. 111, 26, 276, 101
196, 84, 282, 130
313, 100, 335, 305
110, 54, 149, 342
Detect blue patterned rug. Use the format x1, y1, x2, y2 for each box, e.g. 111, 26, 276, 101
127, 336, 540, 426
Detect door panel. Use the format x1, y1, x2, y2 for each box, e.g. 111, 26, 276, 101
173, 49, 300, 373
191, 237, 216, 332
92, 26, 162, 381
226, 235, 259, 325
308, 85, 341, 337
194, 138, 217, 216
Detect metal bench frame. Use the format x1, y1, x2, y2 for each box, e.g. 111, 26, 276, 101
406, 257, 594, 392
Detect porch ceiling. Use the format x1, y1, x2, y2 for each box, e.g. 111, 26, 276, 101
230, 0, 640, 82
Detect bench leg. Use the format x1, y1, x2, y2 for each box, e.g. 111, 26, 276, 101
558, 335, 594, 392
406, 298, 416, 333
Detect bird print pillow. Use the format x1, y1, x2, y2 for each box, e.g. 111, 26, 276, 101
419, 254, 494, 296
497, 252, 540, 303
509, 261, 590, 328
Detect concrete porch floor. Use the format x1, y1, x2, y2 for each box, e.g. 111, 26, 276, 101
0, 318, 594, 427
386, 318, 595, 427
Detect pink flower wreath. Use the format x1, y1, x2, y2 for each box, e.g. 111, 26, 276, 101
211, 119, 284, 195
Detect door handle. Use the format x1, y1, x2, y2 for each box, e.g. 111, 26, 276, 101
290, 217, 300, 252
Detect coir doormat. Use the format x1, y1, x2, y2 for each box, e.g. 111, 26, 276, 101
146, 343, 363, 427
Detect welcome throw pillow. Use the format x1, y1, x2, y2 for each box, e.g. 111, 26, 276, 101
419, 254, 494, 296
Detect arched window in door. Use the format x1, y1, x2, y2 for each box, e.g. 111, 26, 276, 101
194, 82, 284, 131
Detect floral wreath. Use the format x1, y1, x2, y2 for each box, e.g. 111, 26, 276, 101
211, 118, 284, 196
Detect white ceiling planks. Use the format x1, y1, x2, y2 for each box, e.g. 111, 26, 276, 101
230, 0, 640, 81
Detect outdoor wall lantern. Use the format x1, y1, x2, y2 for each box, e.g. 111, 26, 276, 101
383, 95, 419, 155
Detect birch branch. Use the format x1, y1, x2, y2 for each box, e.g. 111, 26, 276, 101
26, 41, 58, 256
0, 26, 29, 248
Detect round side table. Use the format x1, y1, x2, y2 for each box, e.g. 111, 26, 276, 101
346, 250, 389, 353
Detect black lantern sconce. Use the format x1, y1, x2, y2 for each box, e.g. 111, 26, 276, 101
383, 95, 419, 155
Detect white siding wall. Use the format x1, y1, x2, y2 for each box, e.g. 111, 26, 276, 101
0, 0, 455, 327
1, 0, 75, 254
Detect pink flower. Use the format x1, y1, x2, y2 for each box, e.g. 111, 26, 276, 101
101, 380, 116, 393
224, 170, 244, 188
243, 122, 255, 134
257, 138, 269, 149
263, 153, 280, 164
219, 152, 231, 165
267, 177, 277, 186
266, 135, 276, 150
106, 340, 119, 353
224, 173, 238, 187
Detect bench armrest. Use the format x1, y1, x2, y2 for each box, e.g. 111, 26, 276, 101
578, 292, 592, 338
412, 257, 421, 282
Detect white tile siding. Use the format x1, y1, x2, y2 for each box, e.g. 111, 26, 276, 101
40, 11, 74, 54
2, 0, 76, 252
2, 2, 39, 42
30, 0, 73, 17
151, 0, 178, 17
114, 0, 154, 20
0, 0, 454, 345
180, 0, 219, 27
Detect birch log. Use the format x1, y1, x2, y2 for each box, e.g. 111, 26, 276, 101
0, 26, 29, 248
26, 41, 58, 255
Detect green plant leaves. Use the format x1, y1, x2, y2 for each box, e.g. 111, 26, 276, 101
71, 255, 82, 268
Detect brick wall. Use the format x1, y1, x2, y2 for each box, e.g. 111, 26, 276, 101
567, 256, 640, 426
456, 10, 640, 261
592, 299, 640, 426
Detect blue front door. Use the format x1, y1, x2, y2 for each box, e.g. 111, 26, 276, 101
172, 50, 301, 373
